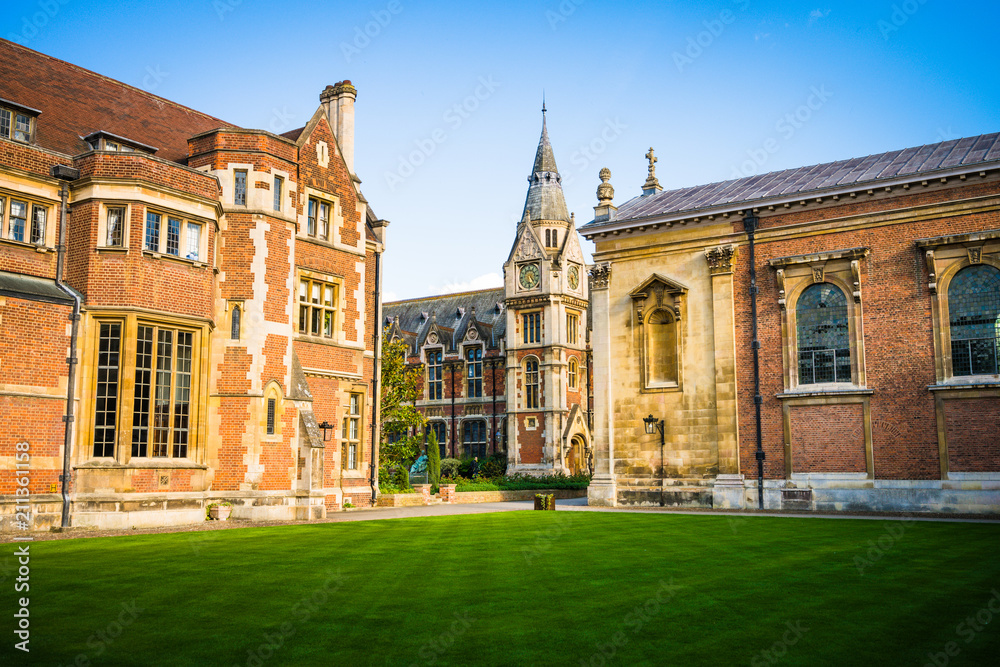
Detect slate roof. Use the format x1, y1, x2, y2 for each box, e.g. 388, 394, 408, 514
522, 113, 571, 224
0, 39, 236, 163
582, 133, 1000, 230
0, 270, 82, 304
383, 288, 506, 353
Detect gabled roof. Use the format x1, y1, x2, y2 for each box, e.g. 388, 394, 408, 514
522, 111, 571, 224
0, 39, 236, 162
383, 288, 506, 353
582, 132, 1000, 230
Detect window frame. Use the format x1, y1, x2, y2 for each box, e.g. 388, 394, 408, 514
297, 274, 340, 340
273, 175, 284, 212
522, 311, 542, 345
568, 356, 578, 390
523, 356, 540, 409
142, 207, 207, 263
795, 282, 852, 385
1, 193, 54, 247
342, 392, 364, 471
465, 345, 483, 398
462, 419, 488, 459
234, 169, 248, 207
426, 348, 444, 401
566, 310, 580, 345
0, 104, 38, 144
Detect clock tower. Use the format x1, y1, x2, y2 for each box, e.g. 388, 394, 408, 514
504, 107, 592, 475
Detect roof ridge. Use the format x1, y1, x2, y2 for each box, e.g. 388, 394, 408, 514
0, 38, 236, 128
384, 286, 504, 304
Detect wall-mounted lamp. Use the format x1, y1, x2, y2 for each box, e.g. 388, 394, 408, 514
318, 421, 334, 442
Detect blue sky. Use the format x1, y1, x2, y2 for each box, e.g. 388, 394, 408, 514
4, 0, 999, 300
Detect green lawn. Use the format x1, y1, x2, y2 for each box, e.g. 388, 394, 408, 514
5, 512, 1000, 666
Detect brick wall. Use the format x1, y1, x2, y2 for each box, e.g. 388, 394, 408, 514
789, 404, 866, 473
945, 398, 1000, 472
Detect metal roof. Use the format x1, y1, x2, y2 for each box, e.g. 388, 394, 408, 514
0, 270, 81, 304
582, 133, 1000, 231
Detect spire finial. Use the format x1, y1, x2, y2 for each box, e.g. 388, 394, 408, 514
642, 147, 663, 195
542, 92, 546, 116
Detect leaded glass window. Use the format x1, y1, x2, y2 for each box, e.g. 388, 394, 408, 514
30, 205, 45, 244
525, 358, 540, 408
466, 346, 482, 398
94, 323, 121, 457
797, 283, 851, 384
949, 264, 1000, 376
145, 211, 160, 251
13, 113, 31, 142
427, 350, 443, 400
523, 312, 541, 344
166, 216, 181, 256
231, 306, 241, 340
273, 176, 283, 211
234, 170, 248, 206
9, 200, 26, 242
186, 222, 201, 260
463, 420, 487, 459
0, 109, 10, 138
106, 207, 125, 246
131, 325, 154, 457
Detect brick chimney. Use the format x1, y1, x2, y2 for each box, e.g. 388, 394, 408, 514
320, 81, 357, 175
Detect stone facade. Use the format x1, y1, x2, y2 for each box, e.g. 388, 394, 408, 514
0, 40, 383, 531
582, 136, 1000, 514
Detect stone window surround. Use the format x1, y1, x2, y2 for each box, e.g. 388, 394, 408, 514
0, 188, 57, 249
141, 205, 209, 266
770, 247, 870, 394
916, 228, 1000, 384
341, 384, 367, 478
629, 273, 687, 393
295, 268, 345, 345
522, 354, 541, 409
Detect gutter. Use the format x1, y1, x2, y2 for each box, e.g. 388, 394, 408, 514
51, 164, 81, 529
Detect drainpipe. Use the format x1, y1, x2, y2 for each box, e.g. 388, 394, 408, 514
490, 358, 497, 455
449, 361, 457, 458
51, 165, 81, 528
369, 247, 381, 505
743, 210, 766, 510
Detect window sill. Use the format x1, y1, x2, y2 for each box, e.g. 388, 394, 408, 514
75, 458, 208, 470
777, 386, 873, 399
1, 238, 52, 252
342, 469, 367, 479
641, 382, 681, 394
141, 249, 207, 268
928, 379, 1000, 392
96, 246, 129, 254
296, 333, 345, 347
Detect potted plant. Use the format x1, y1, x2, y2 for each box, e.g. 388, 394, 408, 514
206, 501, 233, 521
534, 494, 556, 511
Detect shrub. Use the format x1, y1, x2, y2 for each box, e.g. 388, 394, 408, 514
440, 458, 462, 479
427, 431, 441, 487
478, 452, 507, 478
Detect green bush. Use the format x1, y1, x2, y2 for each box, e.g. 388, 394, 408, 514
440, 458, 462, 479
478, 452, 507, 478
427, 431, 442, 487
449, 472, 591, 492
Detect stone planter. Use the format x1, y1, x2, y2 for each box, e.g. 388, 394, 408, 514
208, 504, 233, 521
533, 494, 556, 511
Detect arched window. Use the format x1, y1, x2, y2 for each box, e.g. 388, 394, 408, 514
231, 305, 241, 340
428, 421, 447, 458
948, 264, 1000, 376
797, 283, 850, 384
463, 420, 487, 459
646, 310, 677, 384
524, 357, 540, 408
568, 357, 578, 389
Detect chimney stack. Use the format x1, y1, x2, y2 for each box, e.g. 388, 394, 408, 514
320, 80, 358, 175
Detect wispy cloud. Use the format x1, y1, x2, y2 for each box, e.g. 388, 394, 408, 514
808, 8, 831, 26
436, 272, 503, 294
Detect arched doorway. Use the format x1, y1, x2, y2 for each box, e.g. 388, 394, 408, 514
566, 435, 588, 476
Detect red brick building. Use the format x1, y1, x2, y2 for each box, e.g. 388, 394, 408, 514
383, 111, 594, 475
0, 40, 385, 530
582, 137, 1000, 513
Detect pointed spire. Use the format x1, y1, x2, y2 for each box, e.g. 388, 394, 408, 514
522, 105, 570, 223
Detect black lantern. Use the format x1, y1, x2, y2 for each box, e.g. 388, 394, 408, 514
643, 415, 665, 507
317, 421, 334, 442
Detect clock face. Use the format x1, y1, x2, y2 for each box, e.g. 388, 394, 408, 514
568, 265, 580, 290
519, 263, 540, 289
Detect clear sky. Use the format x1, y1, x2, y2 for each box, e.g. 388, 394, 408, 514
4, 0, 999, 301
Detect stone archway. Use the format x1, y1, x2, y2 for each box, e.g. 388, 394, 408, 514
566, 435, 589, 476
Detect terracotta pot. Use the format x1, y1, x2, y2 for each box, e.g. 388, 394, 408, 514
209, 505, 232, 521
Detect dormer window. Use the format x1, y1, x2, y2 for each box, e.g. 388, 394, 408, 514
0, 98, 41, 144
82, 131, 157, 155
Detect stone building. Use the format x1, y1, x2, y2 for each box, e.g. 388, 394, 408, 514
383, 111, 593, 475
0, 40, 385, 530
582, 137, 1000, 513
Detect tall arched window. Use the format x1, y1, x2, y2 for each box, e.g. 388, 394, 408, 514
231, 305, 241, 340
797, 283, 850, 384
463, 420, 487, 458
568, 357, 578, 389
524, 357, 540, 408
948, 264, 1000, 376
646, 310, 677, 384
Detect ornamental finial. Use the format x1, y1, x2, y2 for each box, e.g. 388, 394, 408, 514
642, 147, 662, 195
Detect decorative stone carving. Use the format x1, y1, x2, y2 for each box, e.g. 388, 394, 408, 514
427, 331, 438, 345
597, 167, 614, 204
775, 269, 786, 310
589, 263, 611, 290
514, 227, 543, 261
851, 260, 862, 303
811, 265, 825, 283
705, 244, 737, 275
466, 327, 478, 341
968, 246, 983, 264
925, 250, 937, 294
642, 148, 662, 193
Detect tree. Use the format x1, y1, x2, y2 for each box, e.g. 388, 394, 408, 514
427, 429, 441, 487
379, 330, 425, 474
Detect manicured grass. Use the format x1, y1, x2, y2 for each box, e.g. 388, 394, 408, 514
4, 512, 1000, 666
